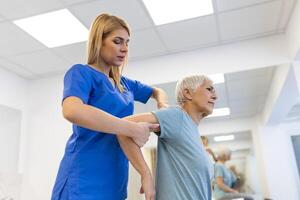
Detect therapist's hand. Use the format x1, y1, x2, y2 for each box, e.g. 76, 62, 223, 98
132, 122, 159, 147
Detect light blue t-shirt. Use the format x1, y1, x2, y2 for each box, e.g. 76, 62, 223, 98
213, 163, 234, 199
152, 107, 213, 200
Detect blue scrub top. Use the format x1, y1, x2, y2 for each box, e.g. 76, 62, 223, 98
51, 64, 153, 200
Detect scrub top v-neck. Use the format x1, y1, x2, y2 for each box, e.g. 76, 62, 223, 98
51, 64, 153, 200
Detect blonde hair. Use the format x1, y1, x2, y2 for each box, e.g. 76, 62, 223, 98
175, 75, 212, 105
201, 136, 209, 146
87, 13, 130, 92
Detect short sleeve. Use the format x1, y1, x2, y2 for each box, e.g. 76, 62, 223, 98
151, 107, 183, 139
63, 64, 93, 104
215, 164, 225, 178
121, 76, 153, 103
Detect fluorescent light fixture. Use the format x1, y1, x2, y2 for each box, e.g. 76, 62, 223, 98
142, 0, 214, 25
214, 134, 235, 142
14, 9, 88, 48
208, 73, 225, 84
207, 107, 230, 118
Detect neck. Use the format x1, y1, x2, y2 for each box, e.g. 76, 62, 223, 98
90, 61, 111, 77
218, 159, 226, 164
181, 104, 204, 125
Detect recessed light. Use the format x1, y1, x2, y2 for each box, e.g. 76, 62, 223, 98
142, 0, 214, 25
14, 9, 88, 48
209, 73, 225, 84
207, 107, 230, 118
214, 134, 235, 142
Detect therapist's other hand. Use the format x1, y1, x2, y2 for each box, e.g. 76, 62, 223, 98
140, 171, 155, 200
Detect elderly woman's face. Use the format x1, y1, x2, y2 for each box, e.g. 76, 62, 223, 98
190, 80, 217, 116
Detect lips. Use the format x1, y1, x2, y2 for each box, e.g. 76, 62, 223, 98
208, 102, 214, 106
117, 56, 125, 61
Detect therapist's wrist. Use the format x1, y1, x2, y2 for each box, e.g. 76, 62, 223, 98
157, 101, 168, 109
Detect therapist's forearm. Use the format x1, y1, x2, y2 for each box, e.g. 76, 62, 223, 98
117, 135, 151, 175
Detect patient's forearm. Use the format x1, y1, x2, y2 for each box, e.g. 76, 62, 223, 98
217, 179, 237, 193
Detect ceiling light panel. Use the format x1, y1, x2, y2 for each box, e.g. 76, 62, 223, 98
142, 0, 214, 25
209, 73, 225, 84
14, 9, 88, 48
214, 134, 235, 142
208, 107, 230, 118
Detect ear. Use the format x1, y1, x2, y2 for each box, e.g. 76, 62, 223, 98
183, 89, 193, 101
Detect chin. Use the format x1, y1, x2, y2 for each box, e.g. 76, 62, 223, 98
205, 107, 213, 115
112, 63, 123, 67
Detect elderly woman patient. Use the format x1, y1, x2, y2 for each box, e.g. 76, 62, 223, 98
213, 147, 254, 200
118, 74, 218, 200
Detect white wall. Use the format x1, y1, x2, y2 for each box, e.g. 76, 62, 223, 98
0, 68, 28, 200
0, 105, 22, 200
0, 105, 21, 172
20, 74, 69, 200
245, 155, 261, 194
0, 68, 28, 110
258, 124, 300, 200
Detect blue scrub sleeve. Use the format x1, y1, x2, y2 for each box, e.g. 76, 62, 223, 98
121, 76, 153, 103
63, 64, 93, 104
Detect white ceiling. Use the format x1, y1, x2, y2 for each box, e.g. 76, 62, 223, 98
0, 0, 297, 79
135, 66, 274, 120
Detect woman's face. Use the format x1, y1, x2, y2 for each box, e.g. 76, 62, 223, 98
190, 80, 217, 116
100, 28, 130, 67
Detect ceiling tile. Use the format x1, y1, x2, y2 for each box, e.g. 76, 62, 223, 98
61, 0, 94, 6
0, 58, 34, 78
218, 1, 281, 41
8, 50, 71, 75
0, 0, 64, 20
214, 83, 228, 108
278, 0, 296, 30
0, 15, 5, 22
230, 96, 265, 110
156, 15, 218, 52
52, 42, 87, 64
227, 76, 272, 101
69, 0, 153, 30
0, 22, 46, 57
216, 0, 269, 12
129, 28, 167, 60
225, 66, 274, 81
230, 105, 258, 117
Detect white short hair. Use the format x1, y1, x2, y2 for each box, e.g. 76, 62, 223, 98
216, 147, 232, 160
175, 75, 212, 105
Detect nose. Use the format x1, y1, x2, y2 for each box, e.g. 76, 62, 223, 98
211, 92, 217, 101
121, 43, 128, 52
